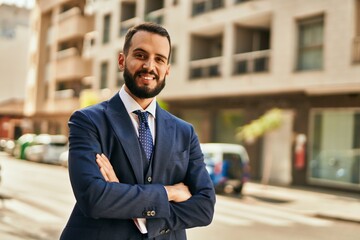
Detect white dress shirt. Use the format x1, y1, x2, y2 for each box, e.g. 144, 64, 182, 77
118, 86, 157, 234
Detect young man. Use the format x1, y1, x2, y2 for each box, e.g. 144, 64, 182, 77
60, 22, 215, 240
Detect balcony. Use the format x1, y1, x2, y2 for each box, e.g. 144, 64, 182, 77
38, 0, 68, 12
353, 37, 360, 63
192, 0, 224, 17
145, 8, 165, 25
58, 7, 92, 41
119, 18, 141, 37
233, 49, 270, 75
56, 48, 91, 80
46, 96, 80, 114
189, 57, 222, 79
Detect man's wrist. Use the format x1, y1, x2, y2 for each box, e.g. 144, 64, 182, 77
164, 186, 172, 201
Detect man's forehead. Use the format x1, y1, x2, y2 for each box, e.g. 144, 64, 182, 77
129, 31, 170, 55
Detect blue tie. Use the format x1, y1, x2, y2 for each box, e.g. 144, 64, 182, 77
134, 110, 153, 160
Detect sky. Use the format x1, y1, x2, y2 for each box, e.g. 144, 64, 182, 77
0, 0, 34, 8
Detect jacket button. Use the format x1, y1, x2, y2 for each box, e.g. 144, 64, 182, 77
150, 210, 156, 216
160, 228, 169, 234
147, 176, 152, 183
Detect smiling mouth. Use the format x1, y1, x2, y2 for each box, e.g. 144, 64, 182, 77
138, 73, 156, 81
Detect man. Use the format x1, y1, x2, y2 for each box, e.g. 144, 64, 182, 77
60, 22, 216, 240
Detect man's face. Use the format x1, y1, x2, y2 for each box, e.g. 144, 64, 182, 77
118, 31, 171, 99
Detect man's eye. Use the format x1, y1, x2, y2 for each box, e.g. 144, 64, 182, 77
156, 57, 166, 63
135, 53, 145, 59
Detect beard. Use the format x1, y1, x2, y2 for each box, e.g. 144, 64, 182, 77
123, 67, 166, 99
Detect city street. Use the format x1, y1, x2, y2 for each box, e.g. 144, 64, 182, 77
0, 152, 359, 240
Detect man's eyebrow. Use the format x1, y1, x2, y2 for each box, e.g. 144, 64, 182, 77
133, 47, 168, 61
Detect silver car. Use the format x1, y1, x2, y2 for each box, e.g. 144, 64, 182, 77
25, 134, 68, 164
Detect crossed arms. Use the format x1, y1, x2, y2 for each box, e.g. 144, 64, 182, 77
68, 109, 215, 238
96, 153, 192, 202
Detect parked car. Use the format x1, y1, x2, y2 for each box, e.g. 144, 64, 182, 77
58, 150, 69, 167
24, 134, 68, 164
0, 138, 15, 155
13, 134, 36, 159
0, 138, 8, 151
200, 143, 250, 194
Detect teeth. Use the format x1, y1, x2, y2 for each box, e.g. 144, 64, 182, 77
144, 76, 153, 80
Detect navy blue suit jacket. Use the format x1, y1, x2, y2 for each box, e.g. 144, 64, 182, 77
60, 93, 215, 240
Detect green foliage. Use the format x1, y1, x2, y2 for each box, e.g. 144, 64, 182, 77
236, 108, 283, 144
157, 99, 169, 110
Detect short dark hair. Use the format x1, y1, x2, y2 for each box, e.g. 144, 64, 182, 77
123, 22, 172, 62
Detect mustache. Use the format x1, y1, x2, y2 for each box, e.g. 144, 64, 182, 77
135, 69, 159, 80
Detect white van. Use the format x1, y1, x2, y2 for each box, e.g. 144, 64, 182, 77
200, 143, 250, 194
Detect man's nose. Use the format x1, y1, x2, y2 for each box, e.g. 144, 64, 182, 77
142, 59, 155, 71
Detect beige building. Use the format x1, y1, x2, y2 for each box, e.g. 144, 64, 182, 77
24, 0, 94, 134
26, 0, 360, 191
0, 3, 31, 139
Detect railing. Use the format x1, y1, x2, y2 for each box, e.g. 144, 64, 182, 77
119, 18, 141, 37
58, 7, 82, 22
233, 49, 271, 75
57, 47, 79, 60
192, 0, 224, 16
145, 8, 165, 25
189, 56, 222, 79
54, 89, 75, 99
353, 37, 360, 63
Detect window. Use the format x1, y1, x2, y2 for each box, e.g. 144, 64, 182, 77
119, 2, 136, 37
233, 27, 271, 75
103, 14, 111, 44
297, 16, 324, 71
189, 34, 223, 79
214, 109, 245, 143
309, 109, 360, 189
144, 0, 164, 24
56, 80, 83, 97
100, 62, 109, 89
179, 110, 209, 142
192, 0, 224, 16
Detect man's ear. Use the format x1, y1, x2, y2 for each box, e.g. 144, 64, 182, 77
118, 53, 125, 71
165, 64, 171, 76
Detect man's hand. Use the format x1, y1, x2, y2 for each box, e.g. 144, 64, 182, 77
96, 154, 192, 202
164, 183, 192, 202
96, 154, 119, 183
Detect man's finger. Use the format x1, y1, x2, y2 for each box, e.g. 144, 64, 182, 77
100, 167, 109, 182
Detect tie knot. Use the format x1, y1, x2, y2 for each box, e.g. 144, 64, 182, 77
134, 110, 149, 123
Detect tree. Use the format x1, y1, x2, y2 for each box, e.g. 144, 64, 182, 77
236, 108, 283, 186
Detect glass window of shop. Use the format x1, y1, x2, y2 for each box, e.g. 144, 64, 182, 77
214, 109, 245, 143
179, 110, 209, 143
308, 109, 360, 189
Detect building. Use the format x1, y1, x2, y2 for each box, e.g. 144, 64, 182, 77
26, 0, 360, 191
0, 3, 31, 139
24, 0, 94, 135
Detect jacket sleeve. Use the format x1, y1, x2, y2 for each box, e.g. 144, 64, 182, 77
68, 109, 171, 220
146, 125, 216, 238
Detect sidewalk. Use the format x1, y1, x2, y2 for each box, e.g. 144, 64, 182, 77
242, 182, 360, 224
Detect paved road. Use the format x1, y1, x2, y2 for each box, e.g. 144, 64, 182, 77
0, 152, 359, 240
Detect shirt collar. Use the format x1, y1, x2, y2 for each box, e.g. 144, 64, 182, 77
119, 86, 157, 118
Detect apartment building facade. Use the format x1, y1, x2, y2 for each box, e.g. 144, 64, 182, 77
0, 3, 31, 139
24, 0, 94, 135
26, 0, 360, 191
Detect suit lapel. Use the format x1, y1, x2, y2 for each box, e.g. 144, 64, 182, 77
104, 94, 144, 184
152, 106, 176, 183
